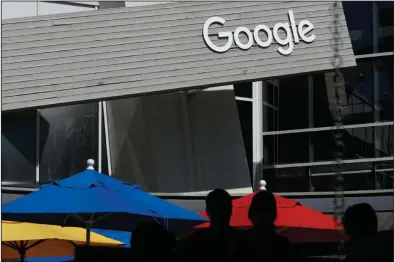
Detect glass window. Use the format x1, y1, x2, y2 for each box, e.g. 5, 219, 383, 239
311, 170, 376, 191
373, 125, 393, 158
342, 60, 375, 124
264, 81, 279, 109
235, 100, 253, 177
311, 161, 393, 191
2, 110, 37, 184
263, 105, 279, 133
264, 160, 393, 193
263, 133, 310, 166
343, 1, 393, 54
312, 128, 377, 162
263, 167, 311, 193
39, 103, 99, 183
376, 56, 393, 122
376, 1, 394, 53
313, 60, 377, 127
263, 75, 309, 131
263, 58, 387, 132
343, 1, 374, 55
312, 73, 335, 128
234, 82, 252, 98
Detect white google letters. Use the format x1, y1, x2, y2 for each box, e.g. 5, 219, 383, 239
203, 10, 316, 55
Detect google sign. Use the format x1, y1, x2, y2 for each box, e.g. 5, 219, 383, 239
203, 10, 316, 55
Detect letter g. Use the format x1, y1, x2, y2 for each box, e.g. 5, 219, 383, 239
203, 17, 233, 53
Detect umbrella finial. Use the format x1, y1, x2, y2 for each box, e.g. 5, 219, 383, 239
86, 159, 95, 170
259, 180, 267, 191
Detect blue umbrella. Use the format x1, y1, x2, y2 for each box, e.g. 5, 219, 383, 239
2, 184, 155, 244
3, 160, 208, 243
21, 256, 73, 262
53, 165, 207, 232
91, 229, 132, 248
54, 168, 206, 231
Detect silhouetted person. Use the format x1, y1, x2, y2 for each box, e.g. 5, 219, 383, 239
239, 190, 297, 261
182, 188, 240, 256
343, 203, 392, 262
131, 222, 175, 257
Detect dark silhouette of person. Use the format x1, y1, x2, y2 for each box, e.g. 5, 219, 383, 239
130, 222, 176, 257
181, 188, 240, 256
238, 190, 297, 260
343, 203, 392, 262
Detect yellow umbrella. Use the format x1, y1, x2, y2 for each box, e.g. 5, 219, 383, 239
2, 221, 124, 261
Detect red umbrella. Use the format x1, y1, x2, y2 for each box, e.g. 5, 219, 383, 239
195, 191, 348, 243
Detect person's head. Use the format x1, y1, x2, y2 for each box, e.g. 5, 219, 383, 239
342, 203, 377, 240
248, 191, 277, 228
205, 188, 232, 226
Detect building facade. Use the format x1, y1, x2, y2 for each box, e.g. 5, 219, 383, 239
1, 2, 393, 220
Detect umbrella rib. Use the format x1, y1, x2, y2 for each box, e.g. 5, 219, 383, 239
91, 212, 114, 224
3, 241, 19, 250
25, 239, 46, 250
276, 227, 289, 233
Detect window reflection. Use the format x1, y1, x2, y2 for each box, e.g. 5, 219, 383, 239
263, 167, 311, 193
2, 110, 37, 184
376, 56, 394, 121
263, 133, 310, 166
343, 1, 393, 54
39, 103, 99, 183
343, 1, 373, 55
376, 1, 394, 53
342, 60, 374, 124
263, 160, 393, 193
234, 82, 252, 98
313, 128, 377, 162
262, 76, 309, 131
235, 100, 253, 177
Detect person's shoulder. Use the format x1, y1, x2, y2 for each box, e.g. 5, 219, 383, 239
181, 229, 210, 253
228, 226, 242, 236
239, 228, 253, 236
236, 229, 254, 246
278, 234, 291, 244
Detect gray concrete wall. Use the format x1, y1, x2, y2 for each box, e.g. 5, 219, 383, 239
2, 2, 355, 111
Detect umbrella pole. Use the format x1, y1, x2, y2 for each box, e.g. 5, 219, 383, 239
86, 222, 92, 246
20, 250, 26, 262
19, 243, 26, 262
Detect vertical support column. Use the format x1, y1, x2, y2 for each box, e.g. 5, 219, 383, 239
252, 81, 264, 191
372, 3, 380, 188
181, 91, 197, 190
98, 102, 103, 173
308, 75, 315, 191
36, 109, 40, 185
392, 5, 394, 195
102, 101, 112, 176
308, 75, 314, 162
